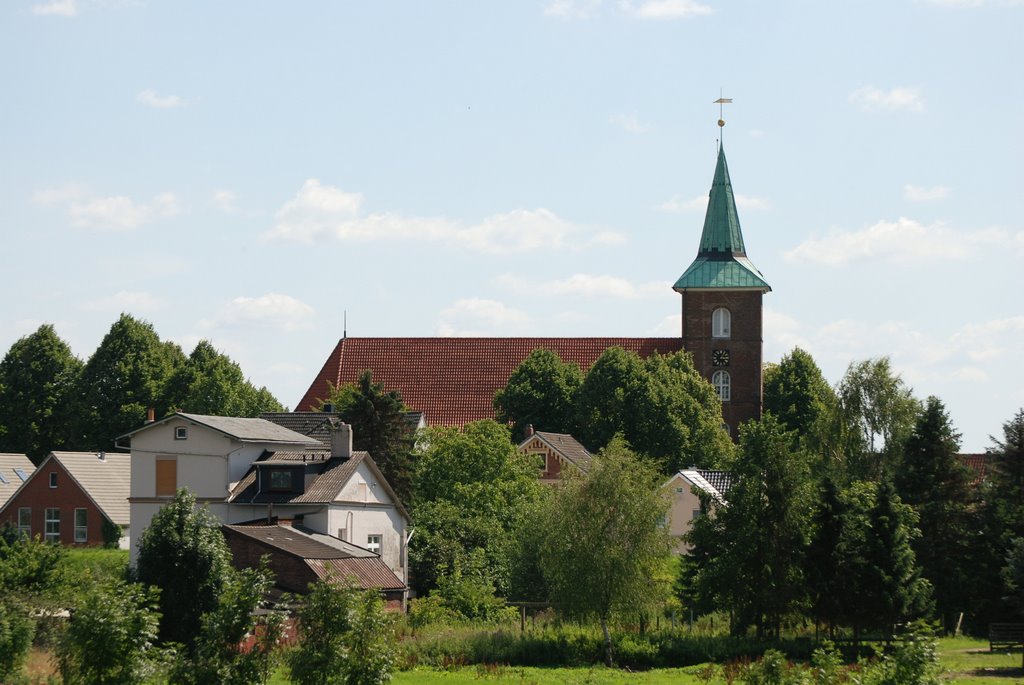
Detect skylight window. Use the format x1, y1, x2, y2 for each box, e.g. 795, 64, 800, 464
0, 472, 8, 484
14, 469, 27, 481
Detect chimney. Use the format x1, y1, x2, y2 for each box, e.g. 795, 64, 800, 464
145, 407, 156, 424
525, 424, 535, 438
330, 420, 353, 459
97, 451, 105, 461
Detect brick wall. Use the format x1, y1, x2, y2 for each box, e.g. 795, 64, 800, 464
0, 459, 109, 545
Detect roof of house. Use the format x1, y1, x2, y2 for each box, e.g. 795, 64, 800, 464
960, 453, 989, 486
674, 468, 734, 505
260, 410, 426, 443
228, 450, 410, 521
119, 412, 324, 447
223, 523, 405, 591
0, 454, 34, 508
673, 145, 770, 292
52, 451, 131, 525
521, 431, 593, 474
298, 337, 685, 425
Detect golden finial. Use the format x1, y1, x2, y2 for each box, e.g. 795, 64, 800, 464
714, 95, 732, 128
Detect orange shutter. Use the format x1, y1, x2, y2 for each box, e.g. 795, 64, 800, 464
155, 459, 177, 497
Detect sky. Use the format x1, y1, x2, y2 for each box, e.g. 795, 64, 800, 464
1, 0, 1022, 452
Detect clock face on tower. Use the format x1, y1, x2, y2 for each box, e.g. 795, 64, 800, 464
712, 349, 730, 367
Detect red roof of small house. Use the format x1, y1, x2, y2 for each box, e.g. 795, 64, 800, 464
298, 337, 685, 427
959, 453, 988, 486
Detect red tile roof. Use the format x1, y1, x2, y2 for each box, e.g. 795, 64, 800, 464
298, 337, 685, 427
959, 453, 989, 486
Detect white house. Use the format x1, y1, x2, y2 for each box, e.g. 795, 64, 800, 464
119, 412, 411, 592
664, 468, 732, 553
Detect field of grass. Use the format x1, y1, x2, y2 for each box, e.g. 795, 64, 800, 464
937, 636, 1023, 684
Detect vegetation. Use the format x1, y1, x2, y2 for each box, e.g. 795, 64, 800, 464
134, 488, 233, 648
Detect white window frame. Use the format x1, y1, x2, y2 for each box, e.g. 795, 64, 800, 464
74, 508, 88, 543
366, 534, 382, 554
174, 426, 188, 440
45, 508, 60, 542
17, 508, 31, 537
712, 370, 731, 402
712, 307, 731, 339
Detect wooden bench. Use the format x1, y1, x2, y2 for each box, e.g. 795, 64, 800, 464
988, 622, 1024, 651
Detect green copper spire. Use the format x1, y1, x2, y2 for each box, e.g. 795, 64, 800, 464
673, 144, 771, 292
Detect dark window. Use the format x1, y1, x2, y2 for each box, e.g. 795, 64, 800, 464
269, 470, 293, 491
49, 472, 57, 488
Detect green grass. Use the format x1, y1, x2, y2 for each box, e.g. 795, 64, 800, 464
936, 635, 1023, 684
60, 546, 129, 585
392, 665, 703, 684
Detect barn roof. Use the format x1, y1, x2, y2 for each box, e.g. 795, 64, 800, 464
298, 337, 685, 426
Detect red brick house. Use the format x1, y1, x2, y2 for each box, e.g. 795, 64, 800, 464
298, 144, 769, 437
517, 427, 593, 483
0, 451, 130, 547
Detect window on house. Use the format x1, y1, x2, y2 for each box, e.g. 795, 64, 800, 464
155, 458, 177, 497
712, 370, 731, 402
74, 509, 87, 543
49, 472, 57, 488
174, 426, 188, 440
691, 509, 703, 521
269, 469, 293, 491
366, 534, 382, 554
17, 508, 30, 537
0, 472, 7, 484
14, 468, 28, 482
45, 508, 60, 542
712, 307, 731, 338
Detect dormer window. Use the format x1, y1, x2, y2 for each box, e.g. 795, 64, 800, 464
712, 308, 731, 339
269, 469, 293, 491
174, 426, 188, 440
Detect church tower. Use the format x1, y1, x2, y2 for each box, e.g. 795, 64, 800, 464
674, 142, 771, 437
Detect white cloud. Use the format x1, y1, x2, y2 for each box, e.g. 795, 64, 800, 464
496, 273, 669, 299
784, 217, 1022, 266
659, 193, 769, 213
903, 184, 951, 202
137, 89, 185, 109
436, 298, 530, 336
32, 183, 87, 205
212, 189, 240, 213
69, 192, 182, 230
544, 0, 602, 18
32, 0, 77, 16
649, 314, 681, 336
619, 0, 712, 18
265, 179, 623, 253
80, 290, 166, 314
609, 113, 651, 134
204, 293, 316, 332
849, 85, 925, 112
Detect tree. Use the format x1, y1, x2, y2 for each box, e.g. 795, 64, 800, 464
804, 477, 848, 635
409, 420, 542, 596
763, 347, 836, 455
0, 324, 82, 460
320, 370, 414, 505
837, 357, 921, 480
493, 348, 583, 441
853, 480, 933, 636
692, 415, 815, 638
989, 408, 1024, 539
574, 347, 648, 453
539, 437, 672, 666
288, 578, 395, 685
171, 564, 283, 685
72, 314, 186, 451
58, 579, 166, 685
134, 489, 232, 648
895, 396, 974, 631
166, 340, 283, 417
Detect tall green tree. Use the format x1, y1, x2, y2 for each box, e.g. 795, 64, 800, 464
409, 420, 542, 596
493, 348, 584, 441
852, 480, 933, 636
72, 314, 186, 450
574, 347, 648, 453
804, 477, 848, 635
691, 415, 815, 638
0, 324, 82, 460
989, 408, 1024, 539
539, 437, 672, 666
135, 489, 232, 648
895, 396, 974, 631
321, 370, 413, 505
166, 340, 283, 417
763, 347, 836, 455
837, 357, 921, 480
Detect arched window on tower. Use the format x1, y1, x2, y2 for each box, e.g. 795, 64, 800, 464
712, 370, 731, 402
712, 307, 731, 338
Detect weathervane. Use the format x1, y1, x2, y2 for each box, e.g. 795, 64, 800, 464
714, 93, 732, 128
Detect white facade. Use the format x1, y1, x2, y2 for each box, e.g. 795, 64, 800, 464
125, 413, 410, 586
